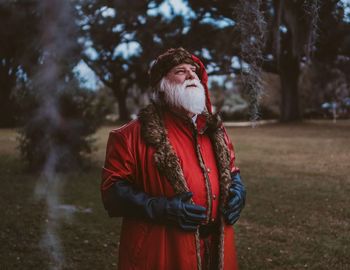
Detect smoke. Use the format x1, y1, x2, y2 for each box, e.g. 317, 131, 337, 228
31, 1, 77, 269
35, 165, 65, 270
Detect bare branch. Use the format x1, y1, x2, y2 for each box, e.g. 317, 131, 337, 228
81, 55, 112, 88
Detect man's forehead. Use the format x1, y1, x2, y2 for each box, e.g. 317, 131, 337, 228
171, 63, 197, 70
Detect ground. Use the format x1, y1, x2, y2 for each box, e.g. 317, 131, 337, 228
0, 120, 349, 269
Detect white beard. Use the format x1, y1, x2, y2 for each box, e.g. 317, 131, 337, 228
159, 78, 206, 115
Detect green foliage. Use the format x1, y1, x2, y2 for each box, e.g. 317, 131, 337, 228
17, 86, 109, 171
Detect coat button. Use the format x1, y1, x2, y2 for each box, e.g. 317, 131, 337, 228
213, 194, 216, 200
211, 218, 215, 222
207, 168, 210, 173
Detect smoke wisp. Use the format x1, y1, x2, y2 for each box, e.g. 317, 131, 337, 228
31, 1, 77, 269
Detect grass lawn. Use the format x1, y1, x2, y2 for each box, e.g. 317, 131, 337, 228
0, 120, 349, 269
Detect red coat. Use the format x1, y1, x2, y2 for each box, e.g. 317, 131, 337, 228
101, 103, 240, 270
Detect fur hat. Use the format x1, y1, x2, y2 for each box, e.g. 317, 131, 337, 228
149, 47, 200, 87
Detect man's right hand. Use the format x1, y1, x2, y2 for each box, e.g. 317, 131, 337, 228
160, 192, 207, 231
105, 179, 206, 231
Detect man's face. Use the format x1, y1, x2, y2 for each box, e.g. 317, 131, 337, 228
159, 63, 205, 115
165, 63, 199, 85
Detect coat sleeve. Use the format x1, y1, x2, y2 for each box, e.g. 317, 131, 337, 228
101, 130, 136, 191
223, 127, 240, 174
101, 130, 135, 217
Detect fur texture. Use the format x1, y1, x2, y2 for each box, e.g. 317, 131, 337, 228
149, 47, 200, 87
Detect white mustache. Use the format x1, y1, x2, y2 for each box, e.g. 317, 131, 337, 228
183, 79, 201, 88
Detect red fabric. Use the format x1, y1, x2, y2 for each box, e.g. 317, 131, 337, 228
191, 55, 212, 114
101, 111, 238, 270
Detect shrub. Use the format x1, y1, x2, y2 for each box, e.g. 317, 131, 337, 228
17, 86, 110, 171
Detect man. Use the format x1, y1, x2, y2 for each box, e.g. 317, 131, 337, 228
101, 48, 246, 270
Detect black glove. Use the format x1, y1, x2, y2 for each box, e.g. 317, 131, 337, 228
222, 172, 246, 225
104, 179, 207, 231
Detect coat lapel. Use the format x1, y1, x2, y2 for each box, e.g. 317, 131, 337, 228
138, 103, 189, 194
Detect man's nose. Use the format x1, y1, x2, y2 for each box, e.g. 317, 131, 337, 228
186, 70, 196, 80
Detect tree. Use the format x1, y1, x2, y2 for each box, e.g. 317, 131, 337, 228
0, 1, 40, 127
10, 0, 106, 171
76, 0, 150, 121
76, 0, 349, 123
186, 0, 350, 122
295, 0, 350, 118
263, 0, 321, 122
76, 0, 201, 121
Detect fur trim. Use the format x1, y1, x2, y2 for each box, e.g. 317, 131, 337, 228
138, 103, 232, 270
149, 48, 199, 87
139, 103, 189, 194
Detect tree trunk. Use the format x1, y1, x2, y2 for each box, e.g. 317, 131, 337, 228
0, 66, 17, 127
0, 97, 15, 127
116, 90, 129, 122
279, 55, 301, 122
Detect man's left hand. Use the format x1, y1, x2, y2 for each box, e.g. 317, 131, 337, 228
222, 172, 246, 225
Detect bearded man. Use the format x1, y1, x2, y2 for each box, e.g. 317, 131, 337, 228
101, 48, 246, 270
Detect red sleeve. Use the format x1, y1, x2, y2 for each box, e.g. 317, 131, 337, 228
223, 127, 240, 174
101, 130, 135, 192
